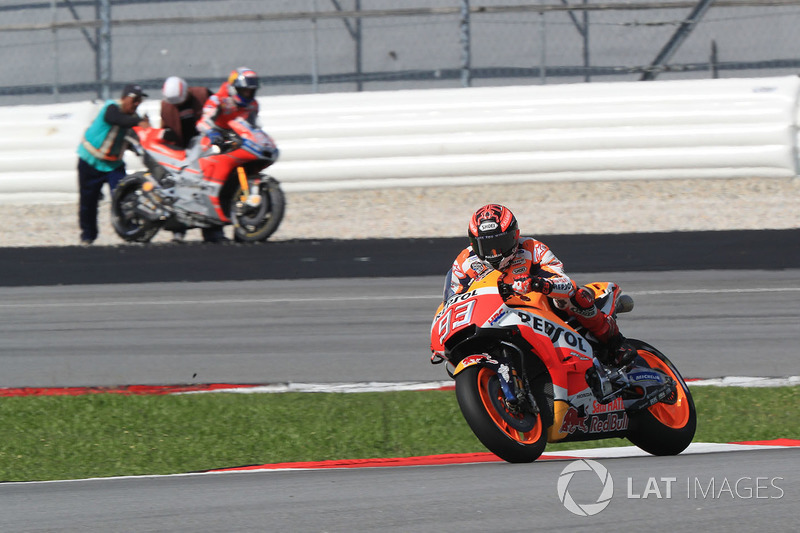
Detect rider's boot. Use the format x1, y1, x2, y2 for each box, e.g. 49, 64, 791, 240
202, 226, 229, 243
569, 287, 636, 367
605, 332, 637, 367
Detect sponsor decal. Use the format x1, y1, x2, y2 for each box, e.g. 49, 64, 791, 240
561, 407, 589, 434
533, 242, 548, 261
589, 413, 628, 433
591, 396, 624, 414
560, 405, 628, 435
498, 363, 510, 382
440, 290, 477, 312
487, 308, 507, 325
551, 280, 573, 293
566, 350, 593, 362
478, 221, 498, 231
628, 371, 663, 383
516, 311, 589, 353
459, 354, 498, 368
470, 261, 487, 275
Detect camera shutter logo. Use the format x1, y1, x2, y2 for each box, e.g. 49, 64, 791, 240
557, 459, 614, 516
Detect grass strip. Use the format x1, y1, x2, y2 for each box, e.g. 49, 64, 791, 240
1, 386, 798, 482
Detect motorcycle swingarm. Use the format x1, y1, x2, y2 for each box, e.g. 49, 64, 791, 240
586, 359, 677, 413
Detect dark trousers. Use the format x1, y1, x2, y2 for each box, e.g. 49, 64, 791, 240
77, 158, 126, 242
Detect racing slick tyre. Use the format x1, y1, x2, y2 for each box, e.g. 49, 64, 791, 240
231, 176, 285, 243
455, 364, 548, 463
625, 340, 697, 456
111, 173, 160, 243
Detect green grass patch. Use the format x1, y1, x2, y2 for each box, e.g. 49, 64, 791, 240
1, 386, 797, 482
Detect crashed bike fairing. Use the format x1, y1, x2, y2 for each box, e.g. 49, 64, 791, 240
448, 237, 574, 299
131, 120, 277, 224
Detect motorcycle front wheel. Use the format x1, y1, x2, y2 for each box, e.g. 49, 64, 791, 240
626, 340, 697, 456
230, 176, 285, 243
111, 174, 160, 243
455, 365, 547, 463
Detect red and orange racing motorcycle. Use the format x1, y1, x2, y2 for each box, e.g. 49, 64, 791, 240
430, 270, 696, 463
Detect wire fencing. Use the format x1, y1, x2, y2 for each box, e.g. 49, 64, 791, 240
2, 0, 800, 105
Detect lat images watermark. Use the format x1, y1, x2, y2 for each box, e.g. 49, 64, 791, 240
557, 459, 614, 516
557, 460, 785, 516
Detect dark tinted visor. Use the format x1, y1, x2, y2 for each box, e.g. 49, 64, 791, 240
472, 229, 517, 262
237, 88, 256, 100
241, 75, 260, 89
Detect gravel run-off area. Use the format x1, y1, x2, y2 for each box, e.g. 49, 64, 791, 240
2, 176, 799, 247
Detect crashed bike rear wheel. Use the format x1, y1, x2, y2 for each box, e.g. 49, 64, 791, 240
110, 174, 160, 243
626, 340, 696, 456
455, 365, 547, 463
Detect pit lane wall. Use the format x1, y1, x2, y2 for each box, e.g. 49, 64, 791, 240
1, 75, 798, 201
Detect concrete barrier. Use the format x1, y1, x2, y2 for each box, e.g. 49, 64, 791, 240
0, 76, 797, 201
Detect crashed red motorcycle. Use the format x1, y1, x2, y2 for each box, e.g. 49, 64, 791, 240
111, 118, 285, 243
430, 270, 696, 463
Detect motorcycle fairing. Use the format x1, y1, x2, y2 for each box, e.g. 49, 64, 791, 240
135, 131, 238, 224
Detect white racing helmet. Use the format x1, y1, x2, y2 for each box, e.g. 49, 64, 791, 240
162, 76, 188, 105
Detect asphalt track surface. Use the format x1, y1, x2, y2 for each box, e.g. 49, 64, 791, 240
1, 229, 798, 532
1, 229, 798, 287
1, 449, 797, 532
1, 269, 799, 387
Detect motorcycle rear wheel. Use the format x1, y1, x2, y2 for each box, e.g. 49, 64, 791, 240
111, 174, 160, 243
230, 176, 285, 242
455, 365, 547, 463
626, 340, 697, 456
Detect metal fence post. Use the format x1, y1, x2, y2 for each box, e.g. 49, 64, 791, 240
97, 0, 112, 100
355, 0, 362, 91
50, 0, 60, 101
583, 0, 590, 82
460, 0, 471, 87
539, 3, 547, 84
710, 39, 719, 79
311, 0, 320, 93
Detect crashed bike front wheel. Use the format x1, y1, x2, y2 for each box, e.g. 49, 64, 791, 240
230, 176, 285, 243
455, 365, 548, 463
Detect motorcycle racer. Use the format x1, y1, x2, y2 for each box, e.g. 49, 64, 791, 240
160, 76, 211, 149
197, 67, 260, 146
191, 67, 278, 242
447, 203, 636, 366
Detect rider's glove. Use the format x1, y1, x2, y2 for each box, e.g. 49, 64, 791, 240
512, 275, 532, 294
206, 130, 224, 146
529, 276, 554, 295
498, 281, 515, 300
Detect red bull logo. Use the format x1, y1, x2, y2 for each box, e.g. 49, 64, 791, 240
560, 407, 588, 434
561, 403, 629, 436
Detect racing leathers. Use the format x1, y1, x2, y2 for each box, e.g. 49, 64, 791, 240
447, 237, 628, 362
197, 82, 259, 145
194, 82, 270, 186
